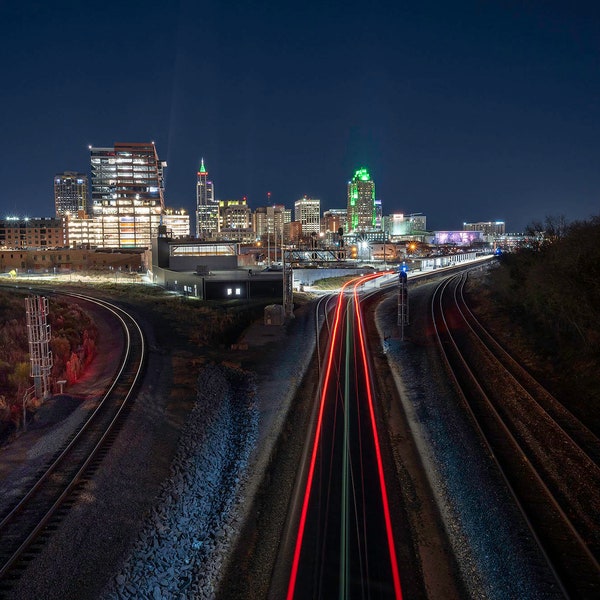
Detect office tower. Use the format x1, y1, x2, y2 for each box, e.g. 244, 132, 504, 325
294, 196, 321, 236
347, 167, 376, 232
254, 204, 286, 240
54, 171, 88, 217
90, 142, 166, 248
196, 159, 217, 239
163, 209, 191, 238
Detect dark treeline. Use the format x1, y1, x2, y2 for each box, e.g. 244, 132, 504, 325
491, 215, 600, 352
486, 215, 600, 418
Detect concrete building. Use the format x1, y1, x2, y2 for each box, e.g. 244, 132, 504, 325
463, 221, 506, 236
0, 247, 144, 273
54, 171, 88, 217
385, 213, 428, 240
90, 142, 166, 248
0, 217, 67, 249
150, 230, 283, 300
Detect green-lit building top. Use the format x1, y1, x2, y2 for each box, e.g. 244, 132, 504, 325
347, 167, 376, 232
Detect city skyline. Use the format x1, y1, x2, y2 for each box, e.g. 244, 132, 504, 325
1, 1, 599, 232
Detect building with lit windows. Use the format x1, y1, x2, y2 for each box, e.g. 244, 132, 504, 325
347, 167, 376, 232
219, 198, 252, 231
254, 205, 286, 242
463, 221, 506, 236
196, 159, 218, 239
217, 199, 254, 242
385, 213, 428, 240
322, 208, 347, 235
0, 217, 67, 248
54, 172, 88, 217
90, 142, 166, 248
294, 196, 321, 236
162, 209, 190, 239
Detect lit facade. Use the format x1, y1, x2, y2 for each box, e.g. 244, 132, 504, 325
463, 221, 506, 236
0, 217, 67, 249
90, 142, 166, 248
217, 199, 254, 242
54, 171, 88, 217
347, 168, 376, 232
294, 196, 321, 235
196, 159, 218, 239
0, 247, 144, 273
254, 205, 285, 241
322, 208, 347, 234
65, 214, 103, 247
219, 199, 252, 231
386, 213, 428, 238
163, 209, 190, 239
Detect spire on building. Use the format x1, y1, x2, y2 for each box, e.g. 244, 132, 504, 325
198, 158, 207, 175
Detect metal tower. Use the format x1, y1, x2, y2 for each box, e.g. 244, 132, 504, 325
397, 268, 409, 340
25, 296, 53, 400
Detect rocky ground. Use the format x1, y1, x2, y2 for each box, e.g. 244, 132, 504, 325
0, 292, 317, 600
1, 267, 583, 599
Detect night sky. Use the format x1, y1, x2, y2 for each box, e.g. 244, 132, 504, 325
1, 0, 599, 232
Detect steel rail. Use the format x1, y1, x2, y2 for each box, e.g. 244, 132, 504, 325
0, 292, 145, 583
431, 273, 595, 597
455, 273, 600, 467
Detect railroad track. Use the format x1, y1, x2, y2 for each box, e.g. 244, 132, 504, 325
0, 293, 145, 594
431, 271, 600, 598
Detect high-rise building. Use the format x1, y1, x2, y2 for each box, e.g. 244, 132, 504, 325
196, 159, 217, 239
347, 167, 376, 232
218, 198, 252, 231
54, 171, 88, 217
254, 205, 286, 241
90, 142, 166, 248
294, 196, 321, 236
163, 209, 190, 239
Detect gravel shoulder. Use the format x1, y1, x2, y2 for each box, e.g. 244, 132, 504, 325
0, 273, 568, 599
374, 279, 562, 599
0, 295, 317, 600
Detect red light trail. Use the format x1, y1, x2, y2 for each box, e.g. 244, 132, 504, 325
286, 273, 403, 599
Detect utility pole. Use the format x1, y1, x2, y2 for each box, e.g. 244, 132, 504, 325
397, 266, 409, 340
267, 192, 272, 266
283, 241, 294, 319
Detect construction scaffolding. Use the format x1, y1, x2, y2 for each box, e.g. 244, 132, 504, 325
25, 295, 53, 401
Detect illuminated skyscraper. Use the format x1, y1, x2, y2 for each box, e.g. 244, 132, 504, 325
54, 171, 88, 217
347, 167, 376, 232
196, 158, 217, 239
90, 142, 166, 248
294, 196, 321, 235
